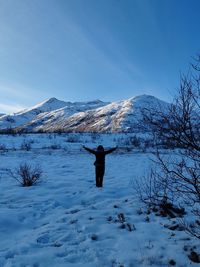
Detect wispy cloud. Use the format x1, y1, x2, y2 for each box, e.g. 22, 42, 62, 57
59, 20, 143, 89
0, 83, 33, 114
0, 84, 28, 99
0, 103, 26, 114
0, 82, 48, 107
0, 83, 46, 100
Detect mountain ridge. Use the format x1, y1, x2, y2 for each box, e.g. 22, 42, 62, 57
0, 95, 169, 133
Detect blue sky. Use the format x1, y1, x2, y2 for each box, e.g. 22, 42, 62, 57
0, 0, 200, 113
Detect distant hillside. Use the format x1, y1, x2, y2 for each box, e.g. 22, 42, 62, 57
0, 95, 169, 133
0, 98, 109, 131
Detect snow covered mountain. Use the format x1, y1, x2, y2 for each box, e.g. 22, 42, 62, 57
0, 95, 169, 133
0, 98, 68, 129
0, 98, 109, 131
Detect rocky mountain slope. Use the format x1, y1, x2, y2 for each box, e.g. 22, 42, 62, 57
0, 98, 109, 131
0, 95, 169, 133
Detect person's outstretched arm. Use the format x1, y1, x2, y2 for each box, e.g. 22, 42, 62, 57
83, 145, 96, 154
105, 146, 118, 155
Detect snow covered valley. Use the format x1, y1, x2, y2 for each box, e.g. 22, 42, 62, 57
0, 134, 199, 267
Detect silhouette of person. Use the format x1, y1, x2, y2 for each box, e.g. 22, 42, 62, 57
83, 145, 117, 187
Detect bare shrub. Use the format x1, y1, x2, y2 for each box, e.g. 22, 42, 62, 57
54, 128, 63, 135
155, 152, 200, 207
140, 55, 200, 238
43, 142, 61, 150
116, 135, 142, 148
134, 165, 186, 217
130, 135, 142, 147
135, 169, 165, 206
180, 216, 200, 239
20, 140, 32, 151
49, 143, 61, 150
0, 127, 17, 135
90, 133, 100, 142
66, 135, 80, 143
0, 144, 7, 152
10, 163, 43, 186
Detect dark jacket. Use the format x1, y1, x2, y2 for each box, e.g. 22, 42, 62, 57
83, 146, 117, 166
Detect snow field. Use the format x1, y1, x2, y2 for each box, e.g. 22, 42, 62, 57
0, 134, 199, 267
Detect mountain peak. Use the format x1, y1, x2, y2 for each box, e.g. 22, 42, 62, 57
45, 97, 59, 103
128, 94, 158, 101
126, 94, 169, 107
38, 97, 63, 106
135, 94, 169, 102
0, 95, 169, 133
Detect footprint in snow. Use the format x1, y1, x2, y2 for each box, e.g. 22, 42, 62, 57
71, 209, 80, 214
18, 215, 26, 222
37, 234, 50, 244
56, 217, 68, 223
65, 208, 80, 214
69, 219, 78, 224
55, 251, 67, 258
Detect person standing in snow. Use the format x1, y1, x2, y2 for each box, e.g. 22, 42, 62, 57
83, 145, 117, 187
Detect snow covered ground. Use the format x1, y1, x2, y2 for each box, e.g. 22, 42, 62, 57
0, 134, 199, 267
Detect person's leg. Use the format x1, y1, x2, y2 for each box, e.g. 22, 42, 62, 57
95, 167, 100, 187
99, 176, 103, 187
99, 166, 105, 187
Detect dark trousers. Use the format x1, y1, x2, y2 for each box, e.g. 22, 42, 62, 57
95, 165, 105, 187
